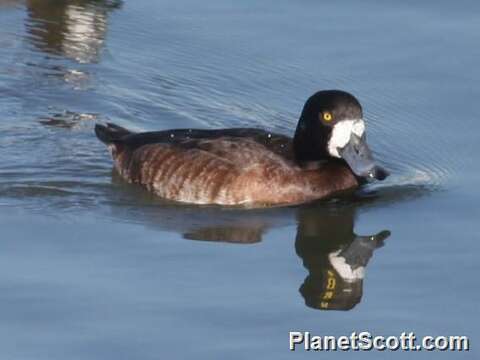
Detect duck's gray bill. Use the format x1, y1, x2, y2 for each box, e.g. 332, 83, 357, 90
338, 133, 389, 181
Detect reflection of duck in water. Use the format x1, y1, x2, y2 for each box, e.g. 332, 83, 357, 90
167, 202, 389, 310
25, 0, 122, 63
108, 176, 392, 311
295, 206, 389, 310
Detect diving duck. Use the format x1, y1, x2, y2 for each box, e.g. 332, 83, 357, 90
95, 90, 388, 206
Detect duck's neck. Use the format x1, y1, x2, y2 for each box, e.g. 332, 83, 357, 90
293, 115, 330, 164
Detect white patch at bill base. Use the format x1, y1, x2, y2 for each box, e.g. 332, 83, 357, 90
329, 250, 365, 282
327, 119, 365, 158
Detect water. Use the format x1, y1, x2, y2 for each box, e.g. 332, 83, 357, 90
0, 0, 478, 358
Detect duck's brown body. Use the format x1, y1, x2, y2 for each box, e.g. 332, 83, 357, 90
96, 124, 358, 206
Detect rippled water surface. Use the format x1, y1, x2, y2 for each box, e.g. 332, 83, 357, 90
0, 1, 479, 359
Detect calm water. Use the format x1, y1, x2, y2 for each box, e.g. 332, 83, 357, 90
0, 0, 479, 359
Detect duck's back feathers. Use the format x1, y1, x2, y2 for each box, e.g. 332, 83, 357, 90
95, 124, 358, 206
113, 127, 293, 159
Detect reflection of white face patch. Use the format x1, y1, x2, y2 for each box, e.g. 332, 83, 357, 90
329, 250, 365, 282
327, 119, 365, 158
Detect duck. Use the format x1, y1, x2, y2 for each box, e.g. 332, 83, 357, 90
95, 90, 388, 206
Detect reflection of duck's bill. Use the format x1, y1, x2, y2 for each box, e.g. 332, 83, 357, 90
329, 250, 365, 282
329, 230, 391, 282
338, 133, 389, 181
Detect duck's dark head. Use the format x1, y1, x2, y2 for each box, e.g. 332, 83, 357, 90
293, 90, 388, 181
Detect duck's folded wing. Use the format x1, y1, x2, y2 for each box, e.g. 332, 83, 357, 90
112, 140, 238, 202
110, 135, 303, 205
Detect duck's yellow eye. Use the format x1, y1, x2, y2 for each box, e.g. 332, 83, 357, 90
323, 112, 333, 122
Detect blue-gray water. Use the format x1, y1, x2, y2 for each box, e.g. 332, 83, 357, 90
0, 1, 478, 359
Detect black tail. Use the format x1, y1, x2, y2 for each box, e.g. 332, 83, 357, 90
95, 122, 132, 144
